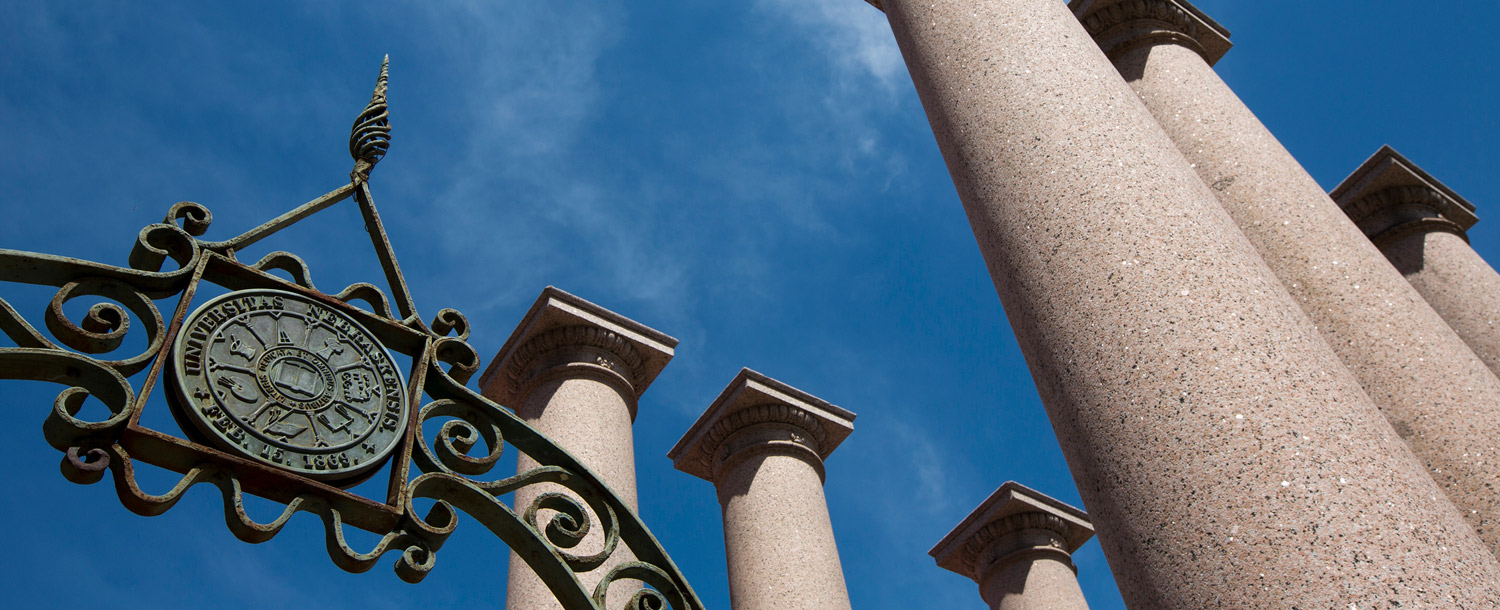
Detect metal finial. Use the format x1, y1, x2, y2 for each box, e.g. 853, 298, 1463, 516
350, 55, 391, 183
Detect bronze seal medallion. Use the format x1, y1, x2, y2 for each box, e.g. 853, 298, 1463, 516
169, 289, 407, 483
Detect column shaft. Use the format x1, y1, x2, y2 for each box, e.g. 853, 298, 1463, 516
932, 483, 1094, 610
670, 370, 856, 610
880, 0, 1500, 606
717, 444, 850, 610
516, 375, 639, 510
1100, 18, 1500, 546
980, 557, 1089, 610
480, 288, 676, 610
1384, 229, 1500, 375
506, 374, 639, 610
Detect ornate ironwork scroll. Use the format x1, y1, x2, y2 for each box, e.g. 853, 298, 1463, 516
0, 57, 705, 610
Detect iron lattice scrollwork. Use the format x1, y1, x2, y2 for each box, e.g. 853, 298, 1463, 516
0, 57, 705, 610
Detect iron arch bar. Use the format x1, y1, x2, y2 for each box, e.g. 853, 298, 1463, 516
0, 57, 707, 610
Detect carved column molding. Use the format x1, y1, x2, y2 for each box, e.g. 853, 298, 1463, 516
1073, 0, 1231, 66
697, 402, 830, 482
670, 369, 856, 610
1334, 146, 1500, 377
1342, 186, 1472, 247
479, 286, 676, 610
932, 483, 1094, 610
877, 0, 1500, 605
495, 324, 648, 416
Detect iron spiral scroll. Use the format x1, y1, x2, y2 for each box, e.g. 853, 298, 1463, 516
0, 58, 705, 610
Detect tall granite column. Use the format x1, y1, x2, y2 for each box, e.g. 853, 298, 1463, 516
1333, 146, 1500, 377
478, 287, 676, 610
1069, 0, 1500, 548
872, 0, 1500, 606
931, 482, 1094, 610
669, 369, 856, 610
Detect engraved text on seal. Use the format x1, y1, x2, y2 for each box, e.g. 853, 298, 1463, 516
170, 288, 407, 483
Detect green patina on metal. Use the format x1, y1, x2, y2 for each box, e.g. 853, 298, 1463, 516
0, 57, 705, 610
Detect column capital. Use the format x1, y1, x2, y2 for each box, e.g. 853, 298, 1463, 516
668, 368, 855, 483
478, 286, 677, 413
1070, 0, 1232, 66
930, 482, 1094, 584
1331, 145, 1479, 247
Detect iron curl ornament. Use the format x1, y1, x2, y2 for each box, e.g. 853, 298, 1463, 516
0, 58, 705, 610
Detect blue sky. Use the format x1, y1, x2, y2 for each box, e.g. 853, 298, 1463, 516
1, 2, 1497, 609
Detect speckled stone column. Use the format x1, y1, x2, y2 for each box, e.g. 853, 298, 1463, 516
1333, 146, 1500, 378
1071, 0, 1500, 548
479, 287, 675, 610
669, 369, 855, 610
931, 482, 1094, 610
875, 0, 1500, 606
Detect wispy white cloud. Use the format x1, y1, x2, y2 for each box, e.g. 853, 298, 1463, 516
737, 0, 913, 203
829, 415, 974, 608
890, 420, 955, 514
382, 1, 921, 370
753, 0, 905, 91
441, 4, 617, 162
400, 2, 699, 322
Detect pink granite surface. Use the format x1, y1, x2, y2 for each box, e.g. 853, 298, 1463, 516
881, 0, 1500, 606
1385, 230, 1500, 375
931, 482, 1093, 610
670, 369, 856, 610
479, 287, 676, 610
981, 555, 1090, 610
1076, 0, 1500, 551
1332, 146, 1500, 378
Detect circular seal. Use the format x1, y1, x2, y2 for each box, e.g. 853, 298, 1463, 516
169, 288, 408, 484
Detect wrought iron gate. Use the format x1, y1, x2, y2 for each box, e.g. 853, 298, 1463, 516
0, 58, 705, 610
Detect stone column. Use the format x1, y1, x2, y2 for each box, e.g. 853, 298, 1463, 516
668, 369, 855, 610
873, 0, 1500, 606
931, 482, 1094, 610
1069, 0, 1500, 549
1333, 145, 1500, 377
478, 286, 676, 610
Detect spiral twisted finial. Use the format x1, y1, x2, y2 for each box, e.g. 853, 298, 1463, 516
350, 55, 392, 183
